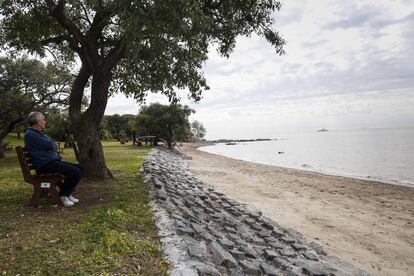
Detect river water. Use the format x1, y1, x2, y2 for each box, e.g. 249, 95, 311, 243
200, 128, 414, 187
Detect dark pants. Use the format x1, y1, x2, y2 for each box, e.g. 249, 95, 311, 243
37, 161, 83, 197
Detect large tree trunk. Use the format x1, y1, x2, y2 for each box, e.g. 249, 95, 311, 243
0, 142, 4, 159
74, 70, 111, 179
76, 123, 107, 178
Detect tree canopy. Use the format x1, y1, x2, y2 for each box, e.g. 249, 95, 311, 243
134, 103, 193, 149
44, 109, 72, 142
0, 0, 284, 102
104, 114, 135, 139
191, 120, 207, 141
0, 0, 285, 177
0, 56, 72, 158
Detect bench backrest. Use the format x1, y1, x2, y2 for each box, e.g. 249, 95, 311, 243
15, 146, 34, 183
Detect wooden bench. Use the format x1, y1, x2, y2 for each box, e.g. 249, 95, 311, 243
2, 143, 13, 152
15, 146, 64, 207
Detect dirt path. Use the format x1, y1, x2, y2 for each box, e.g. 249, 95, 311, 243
179, 143, 414, 276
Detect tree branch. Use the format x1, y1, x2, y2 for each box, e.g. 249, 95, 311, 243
103, 40, 126, 71
47, 0, 88, 47
78, 1, 92, 25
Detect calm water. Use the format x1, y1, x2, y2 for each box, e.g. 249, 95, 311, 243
200, 128, 414, 187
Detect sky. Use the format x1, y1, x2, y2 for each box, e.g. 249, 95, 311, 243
105, 0, 414, 139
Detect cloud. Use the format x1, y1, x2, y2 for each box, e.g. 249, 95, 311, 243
106, 0, 414, 139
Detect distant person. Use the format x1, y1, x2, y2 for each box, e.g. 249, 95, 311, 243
24, 111, 83, 207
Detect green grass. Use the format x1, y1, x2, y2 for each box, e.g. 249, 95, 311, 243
0, 139, 169, 275
3, 133, 24, 146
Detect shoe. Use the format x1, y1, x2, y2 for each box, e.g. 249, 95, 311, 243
68, 195, 79, 203
60, 196, 74, 207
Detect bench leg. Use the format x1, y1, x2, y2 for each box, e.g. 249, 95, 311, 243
30, 184, 41, 207
50, 184, 63, 207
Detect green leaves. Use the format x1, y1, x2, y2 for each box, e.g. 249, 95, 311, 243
1, 0, 285, 103
134, 103, 194, 148
0, 57, 73, 142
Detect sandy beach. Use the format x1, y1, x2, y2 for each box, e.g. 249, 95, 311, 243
179, 143, 414, 276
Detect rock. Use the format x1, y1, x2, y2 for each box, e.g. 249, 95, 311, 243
279, 248, 296, 258
269, 241, 285, 250
207, 225, 225, 240
262, 221, 274, 230
309, 242, 327, 255
284, 266, 303, 276
192, 262, 221, 276
239, 260, 262, 275
154, 179, 164, 189
260, 262, 280, 276
177, 226, 194, 237
258, 230, 272, 238
188, 240, 208, 259
229, 268, 245, 276
251, 236, 266, 246
291, 243, 307, 251
300, 261, 329, 276
264, 237, 278, 243
190, 222, 205, 234
248, 211, 262, 219
250, 223, 263, 231
263, 249, 279, 260
199, 231, 217, 242
218, 238, 234, 250
303, 252, 319, 261
281, 236, 296, 244
224, 226, 237, 234
229, 249, 245, 260
244, 218, 256, 225
243, 246, 258, 259
209, 242, 237, 268
157, 190, 168, 201
231, 210, 243, 217
272, 258, 288, 270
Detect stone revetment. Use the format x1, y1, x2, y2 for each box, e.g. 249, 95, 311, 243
142, 148, 369, 276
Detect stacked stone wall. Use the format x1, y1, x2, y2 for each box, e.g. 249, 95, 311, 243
142, 148, 369, 276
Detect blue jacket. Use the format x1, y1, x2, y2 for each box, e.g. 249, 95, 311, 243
24, 128, 61, 169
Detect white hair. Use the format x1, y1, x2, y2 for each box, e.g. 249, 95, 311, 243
27, 111, 43, 126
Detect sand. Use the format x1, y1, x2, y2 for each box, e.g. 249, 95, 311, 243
179, 143, 414, 276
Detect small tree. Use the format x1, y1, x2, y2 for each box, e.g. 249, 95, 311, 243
0, 57, 72, 158
135, 103, 193, 149
105, 114, 136, 139
191, 120, 207, 141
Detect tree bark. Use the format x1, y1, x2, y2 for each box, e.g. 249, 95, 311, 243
75, 70, 111, 179
0, 143, 4, 159
76, 124, 107, 178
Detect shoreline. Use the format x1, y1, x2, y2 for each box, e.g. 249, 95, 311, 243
179, 143, 414, 276
197, 143, 414, 188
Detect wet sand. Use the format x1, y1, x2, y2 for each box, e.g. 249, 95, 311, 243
179, 143, 414, 276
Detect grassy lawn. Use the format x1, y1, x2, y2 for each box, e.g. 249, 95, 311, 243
0, 136, 169, 275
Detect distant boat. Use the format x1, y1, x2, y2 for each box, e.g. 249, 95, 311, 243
317, 128, 328, 132
225, 142, 237, 145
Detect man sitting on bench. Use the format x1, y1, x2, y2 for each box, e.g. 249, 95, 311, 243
24, 111, 83, 207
